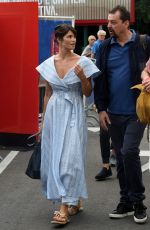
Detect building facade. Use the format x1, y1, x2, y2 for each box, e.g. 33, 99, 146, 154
36, 0, 134, 53
37, 0, 134, 25
0, 0, 135, 53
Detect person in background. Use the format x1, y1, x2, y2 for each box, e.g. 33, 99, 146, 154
82, 36, 96, 109
94, 5, 150, 224
92, 28, 116, 181
36, 24, 99, 226
81, 35, 96, 58
91, 29, 106, 59
95, 130, 116, 181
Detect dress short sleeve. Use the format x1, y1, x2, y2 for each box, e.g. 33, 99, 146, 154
36, 57, 55, 82
80, 56, 100, 79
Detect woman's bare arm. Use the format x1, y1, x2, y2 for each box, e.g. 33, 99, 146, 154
41, 81, 52, 129
141, 67, 150, 93
141, 67, 150, 81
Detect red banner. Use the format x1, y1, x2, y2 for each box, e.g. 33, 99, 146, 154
0, 2, 39, 134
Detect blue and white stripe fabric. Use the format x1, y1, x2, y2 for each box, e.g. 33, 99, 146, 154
36, 55, 99, 205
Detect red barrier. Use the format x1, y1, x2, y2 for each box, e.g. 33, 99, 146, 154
0, 2, 39, 134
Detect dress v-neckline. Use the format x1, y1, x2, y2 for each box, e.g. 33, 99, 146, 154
53, 55, 82, 80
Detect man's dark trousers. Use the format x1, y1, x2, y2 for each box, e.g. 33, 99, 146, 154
108, 113, 146, 204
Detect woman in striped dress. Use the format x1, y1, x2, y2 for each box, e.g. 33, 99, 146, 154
36, 24, 99, 225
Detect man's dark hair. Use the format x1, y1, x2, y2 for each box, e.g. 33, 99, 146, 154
54, 24, 77, 43
109, 5, 130, 22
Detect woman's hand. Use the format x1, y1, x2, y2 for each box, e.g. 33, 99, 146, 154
142, 77, 150, 93
74, 64, 92, 97
74, 64, 85, 80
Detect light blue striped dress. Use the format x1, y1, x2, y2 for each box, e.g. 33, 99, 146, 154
36, 55, 99, 205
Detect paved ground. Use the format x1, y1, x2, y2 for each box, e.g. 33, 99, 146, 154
0, 129, 150, 230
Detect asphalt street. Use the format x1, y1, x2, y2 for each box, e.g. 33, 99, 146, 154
0, 129, 150, 230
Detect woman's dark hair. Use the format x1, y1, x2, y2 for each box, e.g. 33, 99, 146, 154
109, 5, 130, 22
54, 24, 77, 43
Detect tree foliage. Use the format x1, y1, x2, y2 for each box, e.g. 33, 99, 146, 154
135, 0, 150, 23
135, 0, 150, 34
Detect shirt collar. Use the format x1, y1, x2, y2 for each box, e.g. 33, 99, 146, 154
110, 29, 136, 45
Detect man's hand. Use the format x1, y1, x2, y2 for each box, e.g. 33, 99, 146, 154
99, 111, 111, 130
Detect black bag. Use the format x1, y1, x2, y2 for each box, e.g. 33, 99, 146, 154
25, 141, 41, 179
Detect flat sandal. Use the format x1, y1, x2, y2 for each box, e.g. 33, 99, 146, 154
51, 211, 70, 225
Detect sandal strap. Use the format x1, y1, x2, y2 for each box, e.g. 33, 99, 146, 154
68, 205, 82, 215
69, 205, 79, 211
53, 211, 68, 221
